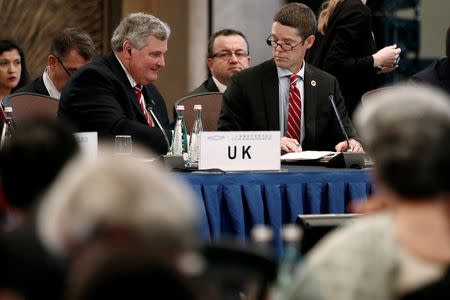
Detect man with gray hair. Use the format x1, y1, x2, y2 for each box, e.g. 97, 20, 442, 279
59, 13, 172, 154
37, 148, 200, 261
283, 84, 450, 300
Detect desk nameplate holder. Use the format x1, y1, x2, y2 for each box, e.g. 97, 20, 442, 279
199, 131, 281, 171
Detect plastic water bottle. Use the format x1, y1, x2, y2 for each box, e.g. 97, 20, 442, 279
0, 107, 14, 149
188, 104, 203, 165
171, 105, 188, 155
273, 224, 303, 300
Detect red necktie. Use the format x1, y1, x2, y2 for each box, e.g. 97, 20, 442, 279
286, 75, 302, 142
134, 85, 154, 127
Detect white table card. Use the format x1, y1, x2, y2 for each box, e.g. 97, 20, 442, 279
199, 131, 280, 171
74, 132, 98, 159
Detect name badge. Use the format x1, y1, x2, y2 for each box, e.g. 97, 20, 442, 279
199, 131, 280, 171
74, 132, 98, 159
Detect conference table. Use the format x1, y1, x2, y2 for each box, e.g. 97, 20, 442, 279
177, 165, 374, 253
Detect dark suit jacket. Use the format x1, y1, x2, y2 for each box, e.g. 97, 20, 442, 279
188, 77, 220, 95
58, 52, 171, 155
14, 75, 50, 96
307, 0, 377, 117
410, 58, 450, 96
0, 221, 67, 299
218, 59, 356, 151
172, 77, 221, 121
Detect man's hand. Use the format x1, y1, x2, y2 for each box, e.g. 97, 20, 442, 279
335, 138, 364, 152
281, 137, 302, 153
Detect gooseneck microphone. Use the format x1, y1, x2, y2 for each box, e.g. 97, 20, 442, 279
146, 104, 171, 152
329, 95, 351, 152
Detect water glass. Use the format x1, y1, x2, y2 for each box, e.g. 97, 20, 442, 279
114, 135, 132, 155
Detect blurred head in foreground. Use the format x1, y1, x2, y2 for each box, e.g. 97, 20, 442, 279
37, 146, 200, 264
353, 84, 450, 199
0, 118, 78, 225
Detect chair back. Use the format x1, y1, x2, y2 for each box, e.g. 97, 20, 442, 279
201, 241, 277, 300
174, 92, 223, 133
2, 92, 59, 126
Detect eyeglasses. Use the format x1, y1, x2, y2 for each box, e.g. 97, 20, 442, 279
266, 36, 304, 51
54, 55, 73, 76
211, 51, 249, 60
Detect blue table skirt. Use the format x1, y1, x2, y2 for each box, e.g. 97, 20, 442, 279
178, 165, 373, 252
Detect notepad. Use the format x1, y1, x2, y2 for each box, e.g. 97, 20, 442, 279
281, 151, 337, 162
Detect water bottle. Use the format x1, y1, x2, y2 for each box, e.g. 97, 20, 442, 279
273, 224, 303, 299
171, 105, 188, 156
188, 104, 203, 165
0, 107, 14, 149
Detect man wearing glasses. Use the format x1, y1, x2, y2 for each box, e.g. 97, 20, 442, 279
187, 29, 251, 95
218, 3, 363, 153
16, 28, 95, 99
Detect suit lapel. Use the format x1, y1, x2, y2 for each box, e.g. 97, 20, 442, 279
303, 64, 318, 141
262, 60, 280, 130
106, 53, 146, 120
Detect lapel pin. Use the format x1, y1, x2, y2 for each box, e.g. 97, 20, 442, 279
311, 80, 316, 87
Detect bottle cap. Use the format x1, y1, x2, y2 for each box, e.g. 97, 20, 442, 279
282, 224, 303, 243
193, 104, 202, 110
251, 224, 273, 243
176, 105, 185, 111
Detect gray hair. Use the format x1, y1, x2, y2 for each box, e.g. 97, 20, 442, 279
37, 146, 198, 257
111, 12, 171, 51
353, 84, 450, 198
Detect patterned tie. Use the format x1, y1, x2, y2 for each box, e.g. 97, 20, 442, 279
134, 85, 154, 127
286, 75, 302, 142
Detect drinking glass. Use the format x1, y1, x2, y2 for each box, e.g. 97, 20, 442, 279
114, 135, 132, 155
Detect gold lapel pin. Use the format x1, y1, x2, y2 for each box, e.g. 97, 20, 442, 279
311, 80, 316, 86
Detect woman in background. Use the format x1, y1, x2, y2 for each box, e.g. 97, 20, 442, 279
307, 0, 400, 118
0, 39, 29, 104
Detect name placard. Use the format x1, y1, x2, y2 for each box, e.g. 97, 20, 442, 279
74, 132, 98, 159
199, 131, 280, 171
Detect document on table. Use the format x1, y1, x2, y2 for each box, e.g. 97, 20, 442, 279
281, 151, 337, 162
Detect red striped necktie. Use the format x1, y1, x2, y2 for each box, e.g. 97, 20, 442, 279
134, 85, 154, 127
286, 75, 302, 142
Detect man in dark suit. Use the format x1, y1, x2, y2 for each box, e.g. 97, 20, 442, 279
411, 26, 450, 96
16, 28, 95, 99
188, 29, 251, 95
59, 13, 172, 155
218, 3, 362, 153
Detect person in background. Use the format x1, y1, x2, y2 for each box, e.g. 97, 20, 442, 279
307, 0, 401, 118
16, 28, 96, 99
0, 39, 29, 104
411, 25, 450, 96
218, 3, 363, 153
0, 118, 79, 300
188, 29, 251, 95
283, 84, 450, 300
58, 13, 172, 155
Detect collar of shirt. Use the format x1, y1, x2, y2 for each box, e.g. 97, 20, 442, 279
212, 76, 227, 93
277, 60, 306, 144
42, 67, 61, 99
114, 52, 138, 88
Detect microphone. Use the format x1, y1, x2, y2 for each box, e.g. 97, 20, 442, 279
146, 104, 171, 152
328, 95, 351, 152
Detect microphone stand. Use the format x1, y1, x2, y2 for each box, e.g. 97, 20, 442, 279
146, 104, 171, 153
328, 95, 352, 152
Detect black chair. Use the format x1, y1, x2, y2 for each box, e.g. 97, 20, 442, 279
296, 214, 361, 254
174, 92, 223, 133
2, 92, 59, 127
201, 240, 277, 300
